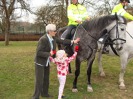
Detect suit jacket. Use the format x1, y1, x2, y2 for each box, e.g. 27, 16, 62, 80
34, 34, 71, 66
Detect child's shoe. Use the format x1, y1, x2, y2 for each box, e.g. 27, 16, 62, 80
61, 94, 65, 98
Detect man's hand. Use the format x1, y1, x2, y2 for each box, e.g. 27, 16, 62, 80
73, 38, 80, 44
75, 20, 82, 24
86, 16, 90, 21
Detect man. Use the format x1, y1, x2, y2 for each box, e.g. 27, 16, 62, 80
61, 0, 90, 40
32, 24, 80, 99
112, 0, 133, 21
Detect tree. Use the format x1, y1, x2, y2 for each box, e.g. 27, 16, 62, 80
0, 0, 31, 45
83, 0, 133, 17
35, 1, 68, 30
83, 0, 118, 17
52, 0, 69, 8
35, 0, 133, 31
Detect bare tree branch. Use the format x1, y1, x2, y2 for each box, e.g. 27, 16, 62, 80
0, 0, 32, 45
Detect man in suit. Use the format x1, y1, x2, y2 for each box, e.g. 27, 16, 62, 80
32, 24, 80, 99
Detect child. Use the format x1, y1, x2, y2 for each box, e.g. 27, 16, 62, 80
50, 46, 79, 99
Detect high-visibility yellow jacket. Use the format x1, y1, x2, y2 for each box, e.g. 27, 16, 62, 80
111, 3, 133, 20
67, 3, 89, 26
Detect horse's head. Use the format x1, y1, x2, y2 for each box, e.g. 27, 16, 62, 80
105, 15, 127, 51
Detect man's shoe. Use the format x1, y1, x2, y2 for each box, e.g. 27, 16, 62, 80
32, 97, 39, 99
42, 94, 53, 98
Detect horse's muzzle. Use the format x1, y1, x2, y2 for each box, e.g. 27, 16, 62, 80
115, 46, 123, 51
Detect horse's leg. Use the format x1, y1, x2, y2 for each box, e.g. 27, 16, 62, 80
87, 59, 94, 92
72, 58, 81, 92
87, 49, 97, 92
119, 54, 128, 89
97, 49, 105, 77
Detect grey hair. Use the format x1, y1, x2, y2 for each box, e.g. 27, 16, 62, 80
46, 24, 56, 33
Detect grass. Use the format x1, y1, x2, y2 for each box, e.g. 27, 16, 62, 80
0, 41, 133, 99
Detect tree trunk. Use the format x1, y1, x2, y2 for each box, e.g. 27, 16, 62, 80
65, 0, 68, 9
5, 32, 9, 46
4, 19, 10, 46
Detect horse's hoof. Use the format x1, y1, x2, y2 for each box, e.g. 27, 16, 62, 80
87, 85, 93, 92
100, 72, 105, 77
72, 88, 78, 92
119, 85, 126, 90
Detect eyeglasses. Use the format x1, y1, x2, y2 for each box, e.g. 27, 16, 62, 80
53, 30, 57, 32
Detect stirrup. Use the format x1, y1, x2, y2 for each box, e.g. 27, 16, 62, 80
98, 38, 104, 44
61, 37, 65, 40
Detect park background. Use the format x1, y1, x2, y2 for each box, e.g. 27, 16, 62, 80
0, 0, 133, 99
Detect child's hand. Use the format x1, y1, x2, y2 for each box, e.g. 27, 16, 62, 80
52, 50, 56, 55
50, 50, 56, 56
75, 45, 79, 52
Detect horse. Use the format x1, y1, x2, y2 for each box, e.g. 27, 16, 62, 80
97, 21, 133, 90
57, 15, 127, 92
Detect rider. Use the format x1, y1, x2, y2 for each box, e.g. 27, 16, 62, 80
102, 0, 133, 54
111, 0, 133, 21
61, 0, 90, 40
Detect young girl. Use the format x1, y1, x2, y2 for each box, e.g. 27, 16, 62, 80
50, 49, 78, 99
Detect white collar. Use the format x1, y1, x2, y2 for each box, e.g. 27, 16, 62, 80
47, 34, 54, 41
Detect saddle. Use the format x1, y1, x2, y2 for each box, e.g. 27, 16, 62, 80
67, 28, 76, 40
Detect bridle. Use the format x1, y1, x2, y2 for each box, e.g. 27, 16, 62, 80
106, 20, 126, 45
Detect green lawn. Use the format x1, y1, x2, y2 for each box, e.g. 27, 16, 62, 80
0, 41, 133, 99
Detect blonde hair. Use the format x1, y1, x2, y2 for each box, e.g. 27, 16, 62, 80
46, 24, 56, 33
55, 50, 67, 63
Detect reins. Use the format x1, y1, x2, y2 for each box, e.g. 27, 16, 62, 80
80, 25, 99, 41
72, 23, 99, 42
126, 31, 133, 39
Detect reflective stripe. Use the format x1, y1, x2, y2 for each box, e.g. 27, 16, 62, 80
111, 13, 115, 15
112, 8, 126, 16
121, 10, 126, 16
68, 10, 73, 16
117, 9, 124, 15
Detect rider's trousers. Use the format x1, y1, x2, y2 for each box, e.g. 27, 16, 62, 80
61, 25, 76, 39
